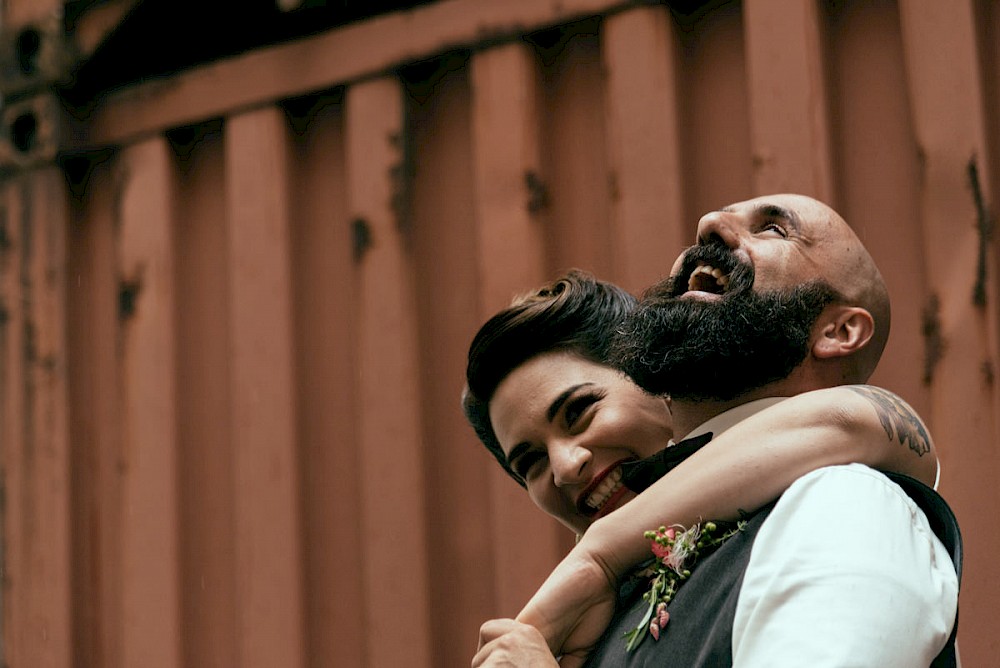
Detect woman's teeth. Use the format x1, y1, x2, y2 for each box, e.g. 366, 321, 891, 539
586, 467, 623, 512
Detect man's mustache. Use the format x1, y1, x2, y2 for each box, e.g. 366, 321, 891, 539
644, 242, 754, 301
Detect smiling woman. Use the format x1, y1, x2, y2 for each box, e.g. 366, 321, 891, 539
464, 270, 639, 487
489, 350, 672, 534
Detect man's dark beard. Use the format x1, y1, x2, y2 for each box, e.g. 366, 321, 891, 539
611, 245, 840, 401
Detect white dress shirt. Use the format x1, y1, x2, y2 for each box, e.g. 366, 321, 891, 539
683, 400, 958, 666
732, 464, 958, 666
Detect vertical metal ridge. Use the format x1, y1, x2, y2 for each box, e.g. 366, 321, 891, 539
469, 42, 571, 623
117, 136, 183, 668
225, 106, 306, 668
602, 5, 688, 292
347, 76, 433, 668
898, 3, 999, 666
171, 122, 238, 668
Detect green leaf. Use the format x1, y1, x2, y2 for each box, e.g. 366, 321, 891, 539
625, 577, 662, 652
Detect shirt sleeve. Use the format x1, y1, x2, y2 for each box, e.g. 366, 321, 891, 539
732, 464, 958, 667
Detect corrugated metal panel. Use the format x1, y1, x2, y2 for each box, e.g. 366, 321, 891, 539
1, 167, 73, 668
0, 0, 996, 666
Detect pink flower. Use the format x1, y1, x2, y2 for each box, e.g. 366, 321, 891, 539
656, 603, 670, 628
627, 520, 746, 653
651, 541, 672, 560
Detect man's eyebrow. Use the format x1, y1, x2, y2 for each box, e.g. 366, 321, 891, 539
547, 383, 593, 422
753, 202, 801, 231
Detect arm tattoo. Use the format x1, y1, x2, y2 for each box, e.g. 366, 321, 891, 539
846, 386, 931, 457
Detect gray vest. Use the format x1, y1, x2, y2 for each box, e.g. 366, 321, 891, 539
583, 473, 961, 667
582, 504, 774, 667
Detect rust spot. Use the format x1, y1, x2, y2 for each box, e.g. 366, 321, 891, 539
352, 217, 372, 262
24, 319, 36, 362
60, 149, 115, 200
525, 170, 549, 213
921, 293, 944, 385
388, 129, 413, 241
0, 206, 10, 251
967, 157, 993, 307
608, 171, 620, 203
118, 278, 141, 320
10, 112, 37, 154
16, 27, 42, 76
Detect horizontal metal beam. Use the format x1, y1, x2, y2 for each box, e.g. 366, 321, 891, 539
72, 0, 639, 148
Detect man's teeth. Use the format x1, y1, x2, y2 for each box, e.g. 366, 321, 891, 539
687, 263, 730, 292
586, 467, 623, 511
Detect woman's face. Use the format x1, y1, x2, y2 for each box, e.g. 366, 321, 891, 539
489, 351, 674, 534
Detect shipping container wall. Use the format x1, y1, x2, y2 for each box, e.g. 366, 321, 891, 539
0, 0, 997, 666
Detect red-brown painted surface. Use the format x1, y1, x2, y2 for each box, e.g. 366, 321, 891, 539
0, 1, 997, 666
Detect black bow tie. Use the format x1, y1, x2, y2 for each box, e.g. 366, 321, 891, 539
619, 432, 714, 493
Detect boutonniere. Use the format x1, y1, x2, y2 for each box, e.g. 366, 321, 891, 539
624, 520, 745, 651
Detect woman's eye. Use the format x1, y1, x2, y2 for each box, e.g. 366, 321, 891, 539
512, 451, 545, 478
564, 393, 601, 427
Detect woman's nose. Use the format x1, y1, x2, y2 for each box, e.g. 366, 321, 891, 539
696, 210, 743, 249
549, 442, 592, 487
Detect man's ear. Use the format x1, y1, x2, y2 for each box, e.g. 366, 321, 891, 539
812, 305, 875, 359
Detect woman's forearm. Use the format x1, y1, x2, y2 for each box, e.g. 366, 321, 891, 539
580, 385, 937, 579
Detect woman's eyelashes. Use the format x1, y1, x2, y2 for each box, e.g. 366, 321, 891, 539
511, 390, 607, 479
563, 390, 605, 428
512, 450, 545, 479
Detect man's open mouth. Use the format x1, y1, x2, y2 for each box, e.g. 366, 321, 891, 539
686, 262, 731, 295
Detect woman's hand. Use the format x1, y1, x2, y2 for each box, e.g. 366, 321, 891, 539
473, 619, 560, 667
512, 540, 621, 667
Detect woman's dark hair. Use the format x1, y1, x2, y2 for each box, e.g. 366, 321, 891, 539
463, 269, 637, 486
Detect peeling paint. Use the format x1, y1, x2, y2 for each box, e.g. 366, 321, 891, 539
921, 293, 944, 385
0, 205, 10, 252
524, 170, 549, 213
351, 216, 372, 262
118, 278, 141, 320
967, 157, 993, 307
388, 127, 414, 243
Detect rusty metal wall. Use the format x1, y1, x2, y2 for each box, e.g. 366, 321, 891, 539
0, 0, 997, 666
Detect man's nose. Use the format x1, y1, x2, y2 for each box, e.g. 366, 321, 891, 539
696, 210, 743, 249
550, 442, 592, 487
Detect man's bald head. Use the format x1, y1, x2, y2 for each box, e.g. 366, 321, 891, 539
612, 194, 890, 403
694, 194, 889, 382
808, 197, 890, 382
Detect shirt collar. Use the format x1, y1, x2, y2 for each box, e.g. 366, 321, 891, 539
679, 397, 790, 443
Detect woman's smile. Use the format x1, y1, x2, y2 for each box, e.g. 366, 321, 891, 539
489, 350, 673, 535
